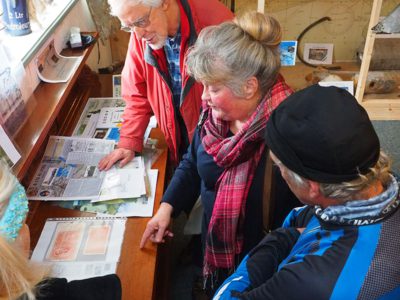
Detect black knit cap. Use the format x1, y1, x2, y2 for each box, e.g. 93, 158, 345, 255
265, 85, 380, 183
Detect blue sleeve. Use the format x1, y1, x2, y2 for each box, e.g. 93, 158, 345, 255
161, 128, 201, 217
213, 228, 300, 300
213, 255, 252, 300
281, 205, 310, 228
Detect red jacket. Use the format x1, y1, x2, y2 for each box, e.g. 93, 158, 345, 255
119, 0, 233, 165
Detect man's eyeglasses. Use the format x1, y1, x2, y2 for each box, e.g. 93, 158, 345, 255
120, 6, 153, 32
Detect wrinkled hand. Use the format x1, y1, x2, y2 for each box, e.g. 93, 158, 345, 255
140, 203, 174, 248
98, 148, 135, 171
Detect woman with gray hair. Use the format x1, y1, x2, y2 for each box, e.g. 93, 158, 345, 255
140, 11, 299, 290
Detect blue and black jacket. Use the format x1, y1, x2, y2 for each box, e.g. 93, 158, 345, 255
215, 175, 400, 299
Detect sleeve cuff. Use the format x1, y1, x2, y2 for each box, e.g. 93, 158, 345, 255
118, 136, 144, 153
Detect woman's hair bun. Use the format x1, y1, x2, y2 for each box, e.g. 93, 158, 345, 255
234, 11, 282, 48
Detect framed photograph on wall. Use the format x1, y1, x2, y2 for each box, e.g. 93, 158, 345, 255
280, 41, 298, 66
112, 74, 122, 98
303, 43, 334, 65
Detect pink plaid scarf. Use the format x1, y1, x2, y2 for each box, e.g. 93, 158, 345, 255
200, 76, 292, 278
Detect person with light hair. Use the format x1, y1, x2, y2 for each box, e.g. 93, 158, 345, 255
0, 161, 121, 299
0, 160, 40, 300
99, 0, 233, 170
140, 11, 299, 293
214, 85, 400, 299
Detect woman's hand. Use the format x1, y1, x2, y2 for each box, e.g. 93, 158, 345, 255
140, 203, 174, 248
98, 148, 135, 171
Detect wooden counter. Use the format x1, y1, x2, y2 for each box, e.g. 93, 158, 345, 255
28, 128, 168, 300
20, 45, 169, 299
13, 33, 99, 182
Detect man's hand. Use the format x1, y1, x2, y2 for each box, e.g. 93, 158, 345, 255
98, 148, 135, 171
140, 203, 174, 248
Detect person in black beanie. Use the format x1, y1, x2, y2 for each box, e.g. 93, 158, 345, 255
213, 85, 400, 300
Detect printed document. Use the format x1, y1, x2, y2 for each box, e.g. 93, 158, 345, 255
31, 217, 126, 281
0, 125, 21, 166
72, 97, 125, 141
27, 136, 149, 202
27, 136, 115, 200
36, 40, 83, 83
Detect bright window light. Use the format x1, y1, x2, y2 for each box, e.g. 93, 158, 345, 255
0, 0, 77, 66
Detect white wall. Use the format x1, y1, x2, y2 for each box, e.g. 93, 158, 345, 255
22, 0, 112, 100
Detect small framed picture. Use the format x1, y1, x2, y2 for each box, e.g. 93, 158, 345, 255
318, 81, 354, 96
112, 74, 122, 98
303, 43, 334, 65
280, 41, 298, 66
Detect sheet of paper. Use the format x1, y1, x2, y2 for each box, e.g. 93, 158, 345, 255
148, 115, 157, 128
0, 44, 27, 136
72, 97, 125, 140
35, 40, 83, 83
26, 136, 115, 201
46, 222, 85, 262
318, 81, 354, 95
96, 157, 147, 202
144, 116, 158, 143
31, 217, 126, 281
31, 217, 126, 263
72, 97, 157, 145
52, 159, 159, 217
0, 125, 21, 166
47, 261, 118, 281
112, 74, 122, 98
97, 107, 125, 129
81, 114, 100, 139
97, 169, 158, 217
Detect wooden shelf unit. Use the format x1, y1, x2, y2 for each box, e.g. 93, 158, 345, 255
256, 0, 400, 120
354, 0, 400, 120
12, 33, 99, 184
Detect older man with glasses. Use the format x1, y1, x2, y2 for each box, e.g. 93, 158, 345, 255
99, 0, 233, 170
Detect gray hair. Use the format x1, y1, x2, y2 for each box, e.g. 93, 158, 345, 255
185, 11, 282, 97
107, 0, 162, 17
275, 150, 392, 203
